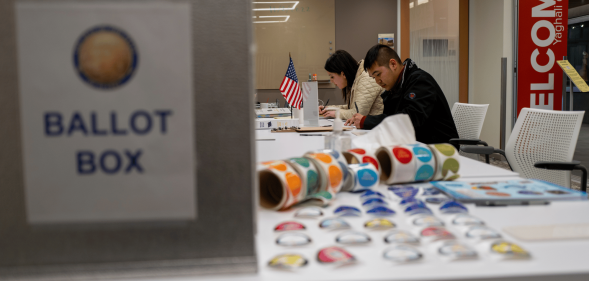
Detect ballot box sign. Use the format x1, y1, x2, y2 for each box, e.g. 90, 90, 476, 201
516, 0, 568, 115
15, 2, 196, 224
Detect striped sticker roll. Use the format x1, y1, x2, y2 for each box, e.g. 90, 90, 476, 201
349, 163, 380, 192
428, 144, 460, 181
287, 157, 320, 196
319, 150, 351, 189
376, 145, 417, 184
304, 152, 344, 195
343, 148, 381, 174
259, 160, 305, 211
341, 166, 356, 192
408, 144, 436, 182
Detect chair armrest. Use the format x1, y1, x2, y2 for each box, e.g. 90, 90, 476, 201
534, 161, 587, 192
534, 161, 581, 170
461, 145, 502, 155
449, 138, 488, 146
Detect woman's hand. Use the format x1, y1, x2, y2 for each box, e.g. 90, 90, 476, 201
318, 106, 326, 115
323, 110, 336, 118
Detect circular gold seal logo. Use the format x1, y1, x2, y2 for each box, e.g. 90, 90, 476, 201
74, 25, 138, 89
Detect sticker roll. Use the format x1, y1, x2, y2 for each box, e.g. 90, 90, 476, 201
428, 144, 460, 181
304, 152, 344, 194
259, 160, 305, 211
375, 145, 417, 184
348, 163, 380, 192
319, 150, 351, 189
341, 166, 356, 192
287, 157, 320, 196
343, 148, 381, 175
407, 144, 436, 182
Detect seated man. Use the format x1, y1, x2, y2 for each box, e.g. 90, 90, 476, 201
345, 44, 459, 145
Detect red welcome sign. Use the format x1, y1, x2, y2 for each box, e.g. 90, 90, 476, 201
517, 0, 568, 116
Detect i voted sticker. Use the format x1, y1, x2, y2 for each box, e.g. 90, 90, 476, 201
268, 254, 308, 269
294, 207, 323, 218
335, 231, 371, 245
465, 226, 501, 240
364, 218, 395, 230
334, 206, 361, 216
319, 218, 351, 230
317, 246, 356, 265
276, 233, 312, 246
384, 230, 420, 244
383, 245, 423, 263
366, 206, 396, 217
361, 190, 385, 199
274, 221, 305, 232
362, 198, 388, 207
357, 169, 378, 187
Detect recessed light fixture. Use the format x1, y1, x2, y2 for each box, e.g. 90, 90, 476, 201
573, 26, 576, 29
582, 24, 585, 27
254, 15, 290, 23
253, 1, 299, 11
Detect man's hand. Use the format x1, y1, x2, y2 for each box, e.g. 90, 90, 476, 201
323, 110, 336, 118
345, 113, 365, 128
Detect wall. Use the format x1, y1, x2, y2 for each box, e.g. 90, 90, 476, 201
469, 0, 505, 148
256, 0, 398, 108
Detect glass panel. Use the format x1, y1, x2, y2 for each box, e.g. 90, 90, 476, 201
409, 0, 459, 106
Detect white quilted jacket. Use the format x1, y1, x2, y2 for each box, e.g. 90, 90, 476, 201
327, 60, 384, 120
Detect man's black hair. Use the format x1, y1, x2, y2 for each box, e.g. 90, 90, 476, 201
363, 44, 402, 72
324, 50, 358, 105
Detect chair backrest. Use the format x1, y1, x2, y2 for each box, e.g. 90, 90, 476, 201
506, 108, 585, 188
451, 103, 489, 139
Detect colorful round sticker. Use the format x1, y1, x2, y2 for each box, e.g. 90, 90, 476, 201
274, 221, 305, 232
276, 233, 312, 246
452, 214, 484, 226
465, 226, 501, 240
383, 245, 423, 263
367, 206, 396, 217
472, 185, 496, 190
491, 241, 531, 258
361, 190, 385, 199
413, 215, 444, 227
319, 218, 351, 230
317, 246, 356, 264
384, 230, 420, 244
268, 254, 308, 269
357, 168, 379, 187
364, 218, 395, 230
362, 198, 388, 207
294, 207, 323, 218
335, 231, 372, 245
393, 147, 413, 164
334, 206, 362, 217
420, 226, 455, 241
438, 241, 478, 260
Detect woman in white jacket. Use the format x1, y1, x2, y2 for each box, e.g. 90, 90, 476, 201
319, 50, 384, 120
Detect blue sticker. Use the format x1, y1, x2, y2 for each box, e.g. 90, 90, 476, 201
440, 201, 467, 211
359, 163, 370, 167
363, 198, 388, 206
400, 197, 422, 206
334, 206, 361, 214
361, 190, 384, 198
404, 206, 433, 216
404, 201, 427, 211
367, 206, 396, 216
413, 147, 433, 163
423, 187, 441, 196
357, 169, 378, 187
415, 165, 435, 181
425, 197, 447, 204
391, 188, 419, 199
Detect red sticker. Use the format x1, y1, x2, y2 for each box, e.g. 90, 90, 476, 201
317, 246, 355, 264
393, 147, 412, 164
349, 148, 366, 155
362, 156, 379, 170
274, 221, 305, 231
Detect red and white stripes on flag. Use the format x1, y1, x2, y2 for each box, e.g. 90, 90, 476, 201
280, 57, 302, 109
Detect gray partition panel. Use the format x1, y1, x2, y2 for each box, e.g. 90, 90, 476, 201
0, 0, 256, 279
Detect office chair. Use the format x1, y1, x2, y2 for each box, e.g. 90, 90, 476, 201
448, 102, 490, 163
461, 108, 587, 191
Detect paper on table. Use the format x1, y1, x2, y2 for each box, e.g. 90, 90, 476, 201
352, 114, 416, 151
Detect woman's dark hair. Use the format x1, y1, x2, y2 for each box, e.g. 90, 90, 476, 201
324, 50, 358, 105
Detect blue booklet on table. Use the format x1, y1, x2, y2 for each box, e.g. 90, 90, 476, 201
431, 179, 588, 205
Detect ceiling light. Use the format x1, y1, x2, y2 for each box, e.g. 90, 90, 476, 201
253, 1, 299, 11
417, 0, 429, 5
254, 15, 290, 23
573, 26, 576, 29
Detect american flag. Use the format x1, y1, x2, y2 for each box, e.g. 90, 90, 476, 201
280, 57, 302, 109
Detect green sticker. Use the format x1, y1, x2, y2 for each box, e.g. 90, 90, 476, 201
292, 157, 310, 168
445, 174, 460, 181
307, 170, 319, 194
441, 158, 460, 177
312, 191, 332, 200
434, 144, 456, 157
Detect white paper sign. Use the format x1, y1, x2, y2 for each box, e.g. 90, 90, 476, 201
16, 2, 196, 224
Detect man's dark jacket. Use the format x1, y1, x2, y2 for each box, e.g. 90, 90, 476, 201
363, 59, 459, 145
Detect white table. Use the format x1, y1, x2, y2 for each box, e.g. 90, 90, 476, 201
115, 122, 589, 281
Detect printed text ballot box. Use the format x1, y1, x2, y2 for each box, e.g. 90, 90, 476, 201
16, 2, 196, 224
